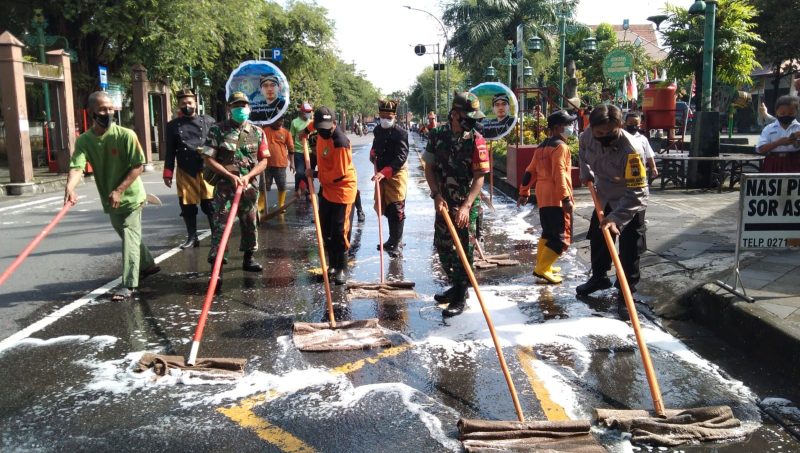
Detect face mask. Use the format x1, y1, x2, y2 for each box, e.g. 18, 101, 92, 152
596, 132, 618, 147
318, 128, 332, 139
380, 118, 395, 129
777, 115, 796, 126
625, 125, 639, 134
563, 124, 575, 137
231, 106, 250, 123
93, 113, 113, 129
181, 106, 196, 117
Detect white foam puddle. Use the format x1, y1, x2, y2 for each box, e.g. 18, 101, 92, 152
13, 335, 117, 349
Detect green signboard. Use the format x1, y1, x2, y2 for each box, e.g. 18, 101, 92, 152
602, 49, 634, 81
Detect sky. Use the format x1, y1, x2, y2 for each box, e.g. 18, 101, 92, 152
315, 0, 674, 94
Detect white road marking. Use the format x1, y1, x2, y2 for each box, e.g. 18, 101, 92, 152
0, 196, 63, 213
0, 230, 211, 353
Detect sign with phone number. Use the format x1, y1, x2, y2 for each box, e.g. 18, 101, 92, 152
739, 173, 800, 249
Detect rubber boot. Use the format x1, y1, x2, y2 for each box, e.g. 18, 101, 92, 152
277, 190, 287, 208
443, 284, 468, 317
180, 215, 199, 249
333, 251, 347, 285
242, 251, 263, 272
434, 286, 457, 304
257, 190, 267, 219
385, 218, 404, 257
533, 239, 563, 284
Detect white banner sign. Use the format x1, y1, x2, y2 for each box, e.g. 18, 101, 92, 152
739, 173, 800, 249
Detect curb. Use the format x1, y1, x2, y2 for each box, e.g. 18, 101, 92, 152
1, 161, 164, 197
681, 283, 800, 382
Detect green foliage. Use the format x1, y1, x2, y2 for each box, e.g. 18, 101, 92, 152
442, 0, 578, 89
407, 64, 467, 119
752, 0, 800, 106
661, 0, 762, 90
0, 0, 380, 122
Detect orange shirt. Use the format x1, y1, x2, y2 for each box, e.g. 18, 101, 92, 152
519, 136, 573, 207
262, 126, 294, 168
305, 123, 357, 204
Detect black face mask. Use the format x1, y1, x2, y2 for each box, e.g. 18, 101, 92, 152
94, 113, 112, 129
596, 132, 618, 147
625, 125, 639, 134
318, 128, 332, 139
777, 115, 796, 126
459, 116, 477, 131
181, 106, 196, 117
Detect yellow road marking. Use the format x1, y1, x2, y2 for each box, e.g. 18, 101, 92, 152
517, 346, 570, 421
219, 343, 415, 451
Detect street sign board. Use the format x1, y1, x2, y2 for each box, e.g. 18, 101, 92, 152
106, 82, 124, 110
414, 44, 426, 56
98, 65, 108, 90
272, 48, 282, 62
602, 49, 634, 81
738, 173, 800, 249
258, 48, 283, 62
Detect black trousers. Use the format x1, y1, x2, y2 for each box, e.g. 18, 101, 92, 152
587, 204, 646, 288
539, 206, 572, 254
318, 190, 354, 270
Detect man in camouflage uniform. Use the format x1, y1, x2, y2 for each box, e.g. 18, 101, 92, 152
202, 92, 270, 287
423, 92, 490, 317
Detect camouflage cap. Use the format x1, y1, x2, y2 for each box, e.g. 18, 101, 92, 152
451, 91, 486, 119
227, 91, 249, 105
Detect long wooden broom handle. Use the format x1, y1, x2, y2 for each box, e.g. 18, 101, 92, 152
304, 140, 336, 328
375, 162, 385, 284
488, 141, 494, 205
587, 181, 665, 416
439, 205, 525, 422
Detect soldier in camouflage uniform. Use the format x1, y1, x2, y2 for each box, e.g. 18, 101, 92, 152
202, 92, 270, 288
423, 92, 490, 317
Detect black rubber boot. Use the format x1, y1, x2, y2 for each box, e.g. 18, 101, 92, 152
384, 219, 404, 257
242, 251, 263, 272
208, 255, 228, 265
333, 251, 347, 285
443, 284, 468, 317
576, 274, 612, 296
180, 215, 199, 249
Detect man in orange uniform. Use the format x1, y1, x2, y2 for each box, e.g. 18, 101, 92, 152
518, 110, 575, 284
261, 114, 294, 216
300, 107, 358, 285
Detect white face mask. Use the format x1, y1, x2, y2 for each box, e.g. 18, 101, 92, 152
563, 124, 575, 137
380, 118, 395, 129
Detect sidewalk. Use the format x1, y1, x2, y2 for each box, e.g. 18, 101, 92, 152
0, 162, 161, 198
492, 164, 800, 379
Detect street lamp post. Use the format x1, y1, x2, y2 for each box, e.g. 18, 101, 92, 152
687, 0, 719, 188
485, 42, 533, 88
188, 66, 211, 113
404, 5, 451, 109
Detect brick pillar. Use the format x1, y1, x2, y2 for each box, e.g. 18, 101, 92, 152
46, 49, 76, 174
0, 31, 34, 189
131, 64, 152, 166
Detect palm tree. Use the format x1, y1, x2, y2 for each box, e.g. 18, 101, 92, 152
443, 0, 578, 86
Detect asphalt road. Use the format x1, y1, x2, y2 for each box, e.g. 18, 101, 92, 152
0, 132, 798, 452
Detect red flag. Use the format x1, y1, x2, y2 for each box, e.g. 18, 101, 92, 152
626, 75, 634, 100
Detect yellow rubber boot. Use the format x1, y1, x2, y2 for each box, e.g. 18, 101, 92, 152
277, 190, 287, 208
257, 190, 267, 217
533, 239, 563, 284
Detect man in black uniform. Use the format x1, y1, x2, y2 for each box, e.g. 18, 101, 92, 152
370, 99, 409, 257
163, 89, 216, 248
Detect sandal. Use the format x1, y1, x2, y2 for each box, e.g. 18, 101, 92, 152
111, 287, 135, 301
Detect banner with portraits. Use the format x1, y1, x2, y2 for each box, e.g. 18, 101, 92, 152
469, 82, 518, 140
225, 60, 290, 126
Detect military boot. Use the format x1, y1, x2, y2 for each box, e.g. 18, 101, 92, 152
443, 284, 468, 317
242, 251, 263, 272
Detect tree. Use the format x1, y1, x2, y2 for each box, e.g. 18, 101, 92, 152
752, 0, 800, 110
661, 0, 762, 111
442, 0, 578, 89
407, 64, 467, 119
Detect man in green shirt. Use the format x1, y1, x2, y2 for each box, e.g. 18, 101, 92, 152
290, 102, 313, 196
64, 91, 159, 301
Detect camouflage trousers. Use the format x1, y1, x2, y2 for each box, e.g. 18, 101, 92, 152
433, 200, 479, 285
209, 180, 259, 261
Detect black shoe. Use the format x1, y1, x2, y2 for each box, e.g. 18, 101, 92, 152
139, 265, 161, 280
242, 251, 263, 272
208, 256, 228, 265
442, 285, 468, 317
576, 275, 612, 296
613, 279, 637, 294
333, 268, 346, 285
211, 276, 222, 294
357, 210, 366, 223
616, 295, 631, 322
434, 286, 457, 304
180, 235, 200, 249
